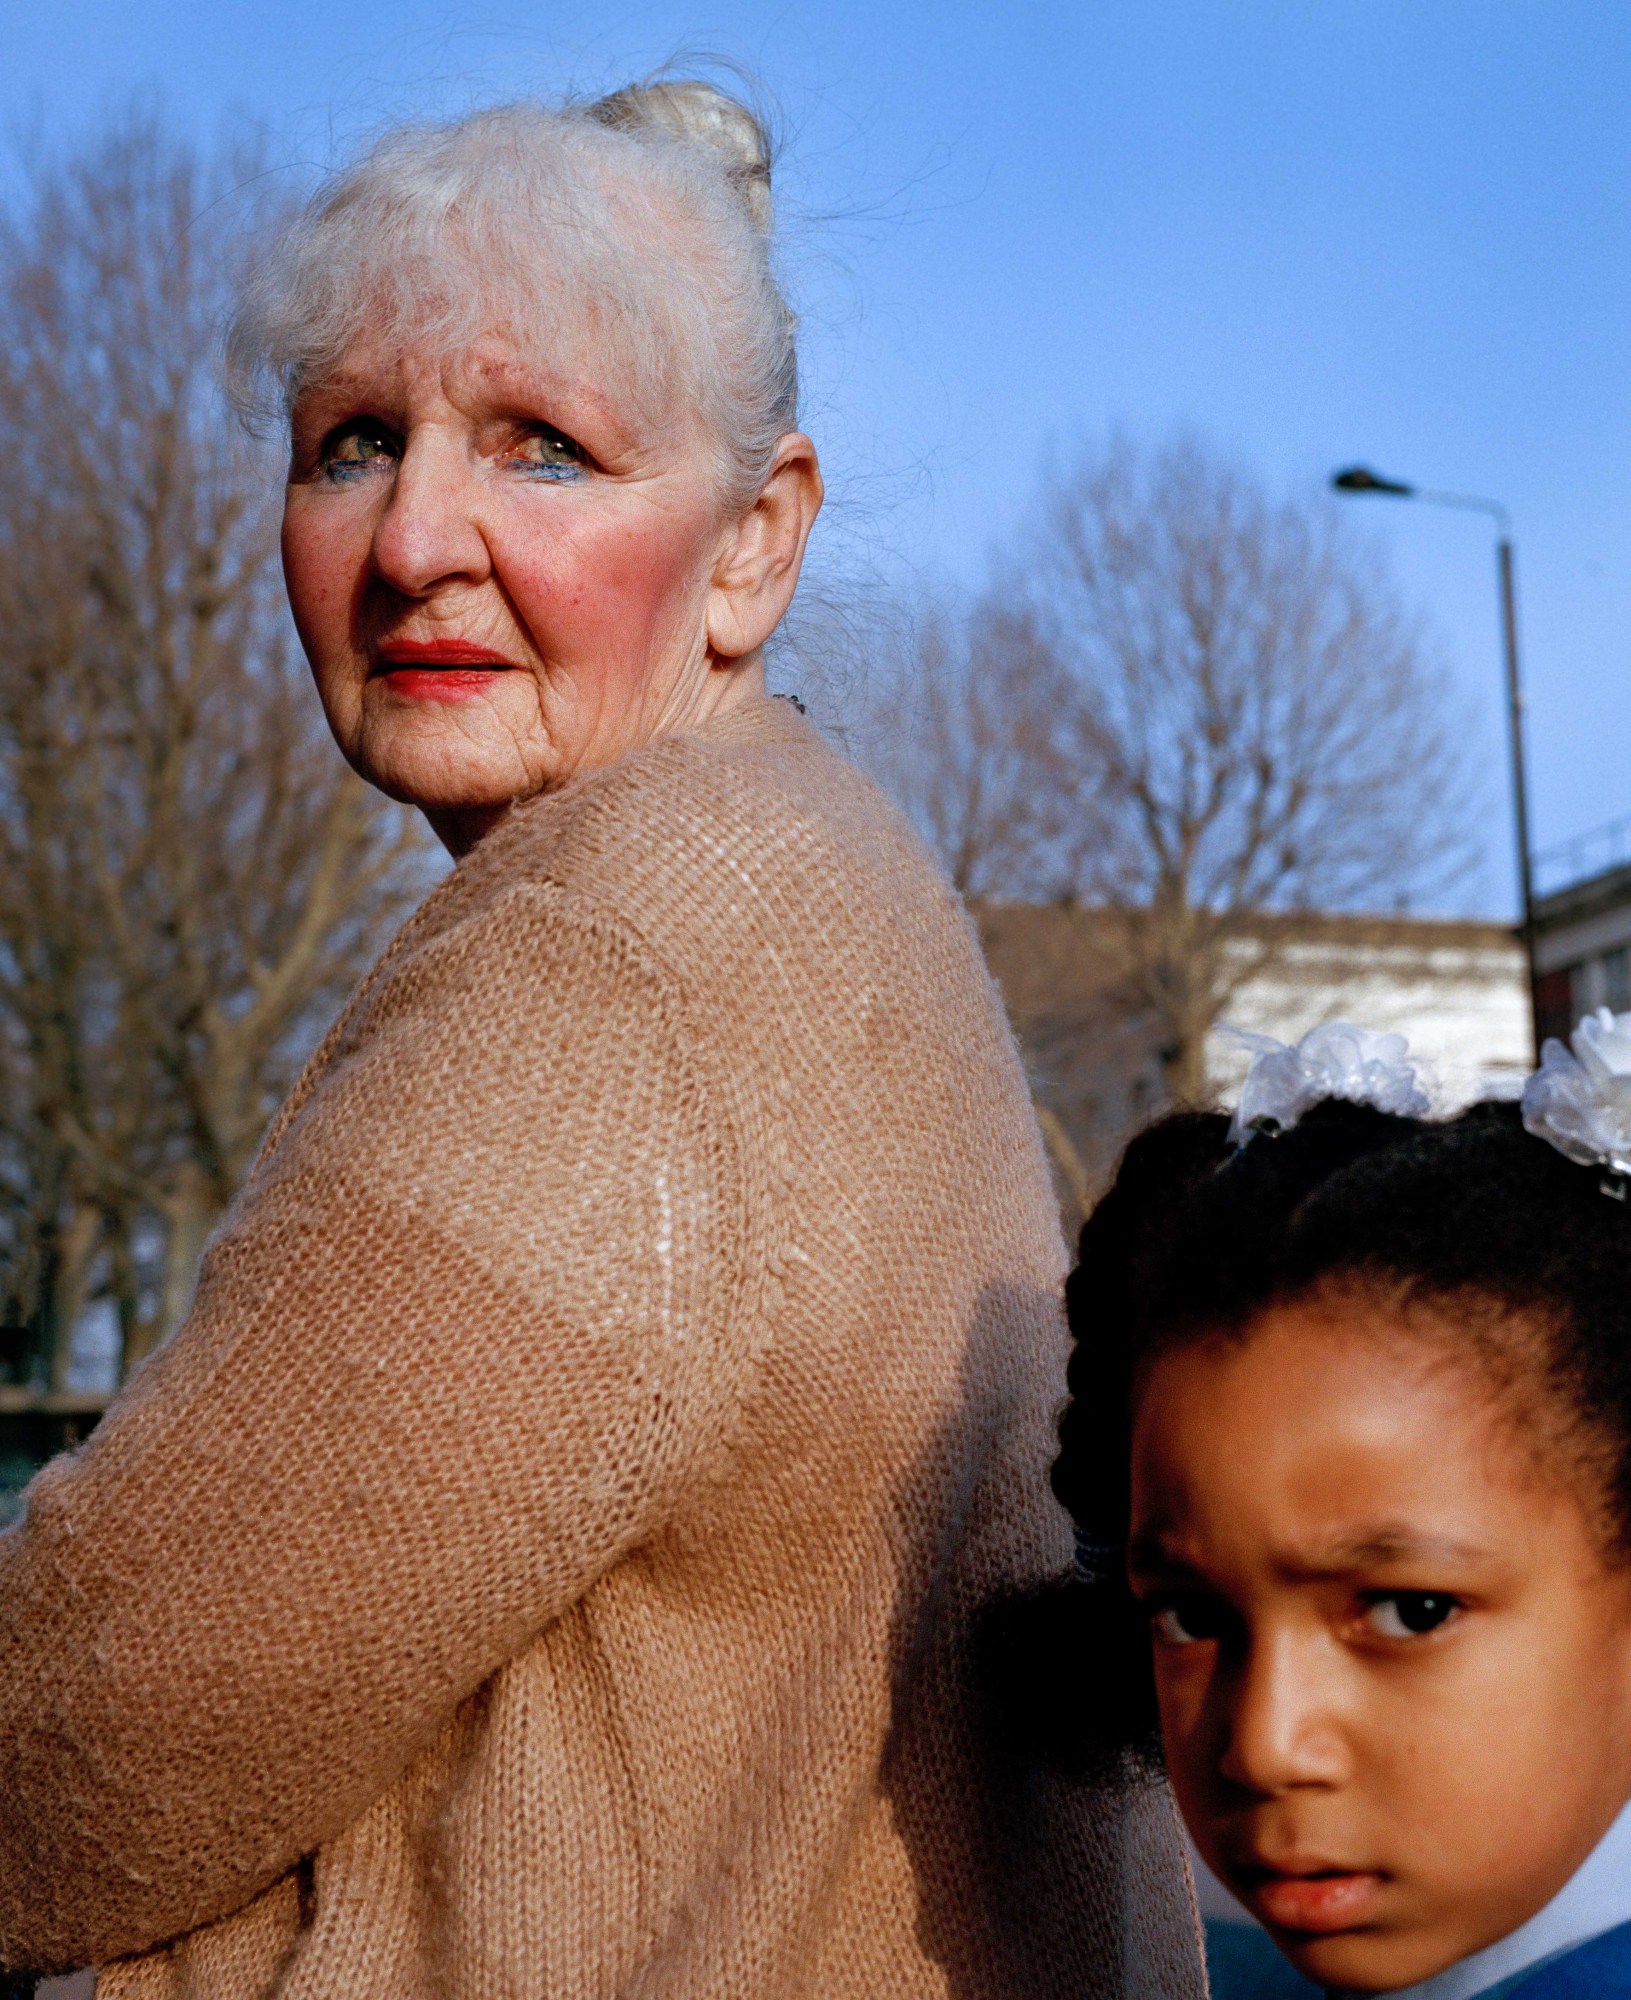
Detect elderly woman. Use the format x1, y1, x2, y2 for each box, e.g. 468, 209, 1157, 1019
0, 83, 1203, 1998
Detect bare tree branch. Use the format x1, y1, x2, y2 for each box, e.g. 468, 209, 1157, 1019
865, 433, 1475, 1122
0, 113, 436, 1384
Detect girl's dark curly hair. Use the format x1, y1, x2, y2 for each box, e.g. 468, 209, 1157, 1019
999, 1093, 1631, 1780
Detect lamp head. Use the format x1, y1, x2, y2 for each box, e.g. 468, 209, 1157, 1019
1331, 465, 1416, 497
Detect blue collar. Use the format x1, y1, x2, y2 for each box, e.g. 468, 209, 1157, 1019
1503, 1919, 1631, 1997
1355, 1799, 1631, 2000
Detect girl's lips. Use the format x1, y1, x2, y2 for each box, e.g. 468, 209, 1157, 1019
1245, 1868, 1385, 1934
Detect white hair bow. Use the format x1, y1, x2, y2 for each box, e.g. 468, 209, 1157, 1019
1521, 1008, 1631, 1186
1223, 1022, 1431, 1148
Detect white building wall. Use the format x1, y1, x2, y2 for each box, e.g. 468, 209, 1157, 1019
1205, 938, 1531, 1113
1535, 903, 1631, 975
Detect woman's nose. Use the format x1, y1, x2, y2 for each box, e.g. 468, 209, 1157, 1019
1216, 1632, 1350, 1796
368, 434, 492, 598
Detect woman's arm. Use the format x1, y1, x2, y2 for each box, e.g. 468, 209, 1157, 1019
0, 883, 753, 1973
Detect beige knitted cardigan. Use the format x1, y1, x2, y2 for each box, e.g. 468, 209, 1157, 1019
0, 699, 1204, 1998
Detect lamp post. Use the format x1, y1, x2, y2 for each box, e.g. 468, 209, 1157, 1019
1330, 465, 1540, 1062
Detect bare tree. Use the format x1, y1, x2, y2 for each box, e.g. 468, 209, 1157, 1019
0, 115, 434, 1387
857, 603, 1076, 900
869, 435, 1473, 1112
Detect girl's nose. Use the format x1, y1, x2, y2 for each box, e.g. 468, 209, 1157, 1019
1216, 1631, 1350, 1795
368, 433, 492, 598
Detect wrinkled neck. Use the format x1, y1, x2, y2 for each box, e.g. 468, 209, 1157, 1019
427, 651, 769, 860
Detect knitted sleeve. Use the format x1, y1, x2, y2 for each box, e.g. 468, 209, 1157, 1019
0, 883, 754, 1973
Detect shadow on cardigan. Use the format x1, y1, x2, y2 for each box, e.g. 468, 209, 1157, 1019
883, 1282, 1205, 2000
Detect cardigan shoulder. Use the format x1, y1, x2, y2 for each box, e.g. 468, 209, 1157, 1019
256, 694, 1016, 1219
425, 697, 987, 1060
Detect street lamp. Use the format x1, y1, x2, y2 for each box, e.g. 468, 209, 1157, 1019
1330, 465, 1539, 1061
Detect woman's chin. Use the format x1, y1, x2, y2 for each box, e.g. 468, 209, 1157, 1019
347, 732, 547, 819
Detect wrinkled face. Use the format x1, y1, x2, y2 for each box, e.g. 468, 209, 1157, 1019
1129, 1298, 1631, 1993
281, 328, 738, 850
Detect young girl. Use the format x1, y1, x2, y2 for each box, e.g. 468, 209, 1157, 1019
1048, 1019, 1631, 1998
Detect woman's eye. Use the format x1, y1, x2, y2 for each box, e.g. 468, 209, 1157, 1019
322, 425, 397, 478
1149, 1594, 1228, 1646
511, 424, 585, 480
1364, 1592, 1460, 1639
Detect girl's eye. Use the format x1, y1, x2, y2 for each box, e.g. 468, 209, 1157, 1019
1149, 1594, 1230, 1646
511, 424, 585, 480
1152, 1606, 1199, 1646
1364, 1592, 1460, 1639
323, 424, 397, 479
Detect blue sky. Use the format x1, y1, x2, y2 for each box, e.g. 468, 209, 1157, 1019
7, 0, 1629, 915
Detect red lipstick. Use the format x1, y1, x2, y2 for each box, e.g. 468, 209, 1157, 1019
372, 638, 518, 702
374, 638, 517, 668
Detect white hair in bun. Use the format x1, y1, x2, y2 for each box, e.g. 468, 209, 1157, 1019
588, 79, 775, 234
228, 74, 799, 506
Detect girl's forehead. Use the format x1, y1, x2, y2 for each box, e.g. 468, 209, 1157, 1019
1129, 1301, 1587, 1571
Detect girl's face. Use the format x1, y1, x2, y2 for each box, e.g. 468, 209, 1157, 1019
1129, 1295, 1631, 1994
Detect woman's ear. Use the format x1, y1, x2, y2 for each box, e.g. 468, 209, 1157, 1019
705, 433, 824, 661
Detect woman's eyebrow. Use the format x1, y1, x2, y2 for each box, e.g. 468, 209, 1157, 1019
292, 371, 383, 416
466, 357, 627, 423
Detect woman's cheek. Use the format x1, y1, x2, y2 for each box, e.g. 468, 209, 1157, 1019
282, 499, 359, 667
505, 507, 709, 672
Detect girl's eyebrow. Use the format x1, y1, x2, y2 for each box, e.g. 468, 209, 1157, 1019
1293, 1526, 1497, 1572
1125, 1531, 1197, 1579
1125, 1524, 1497, 1581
